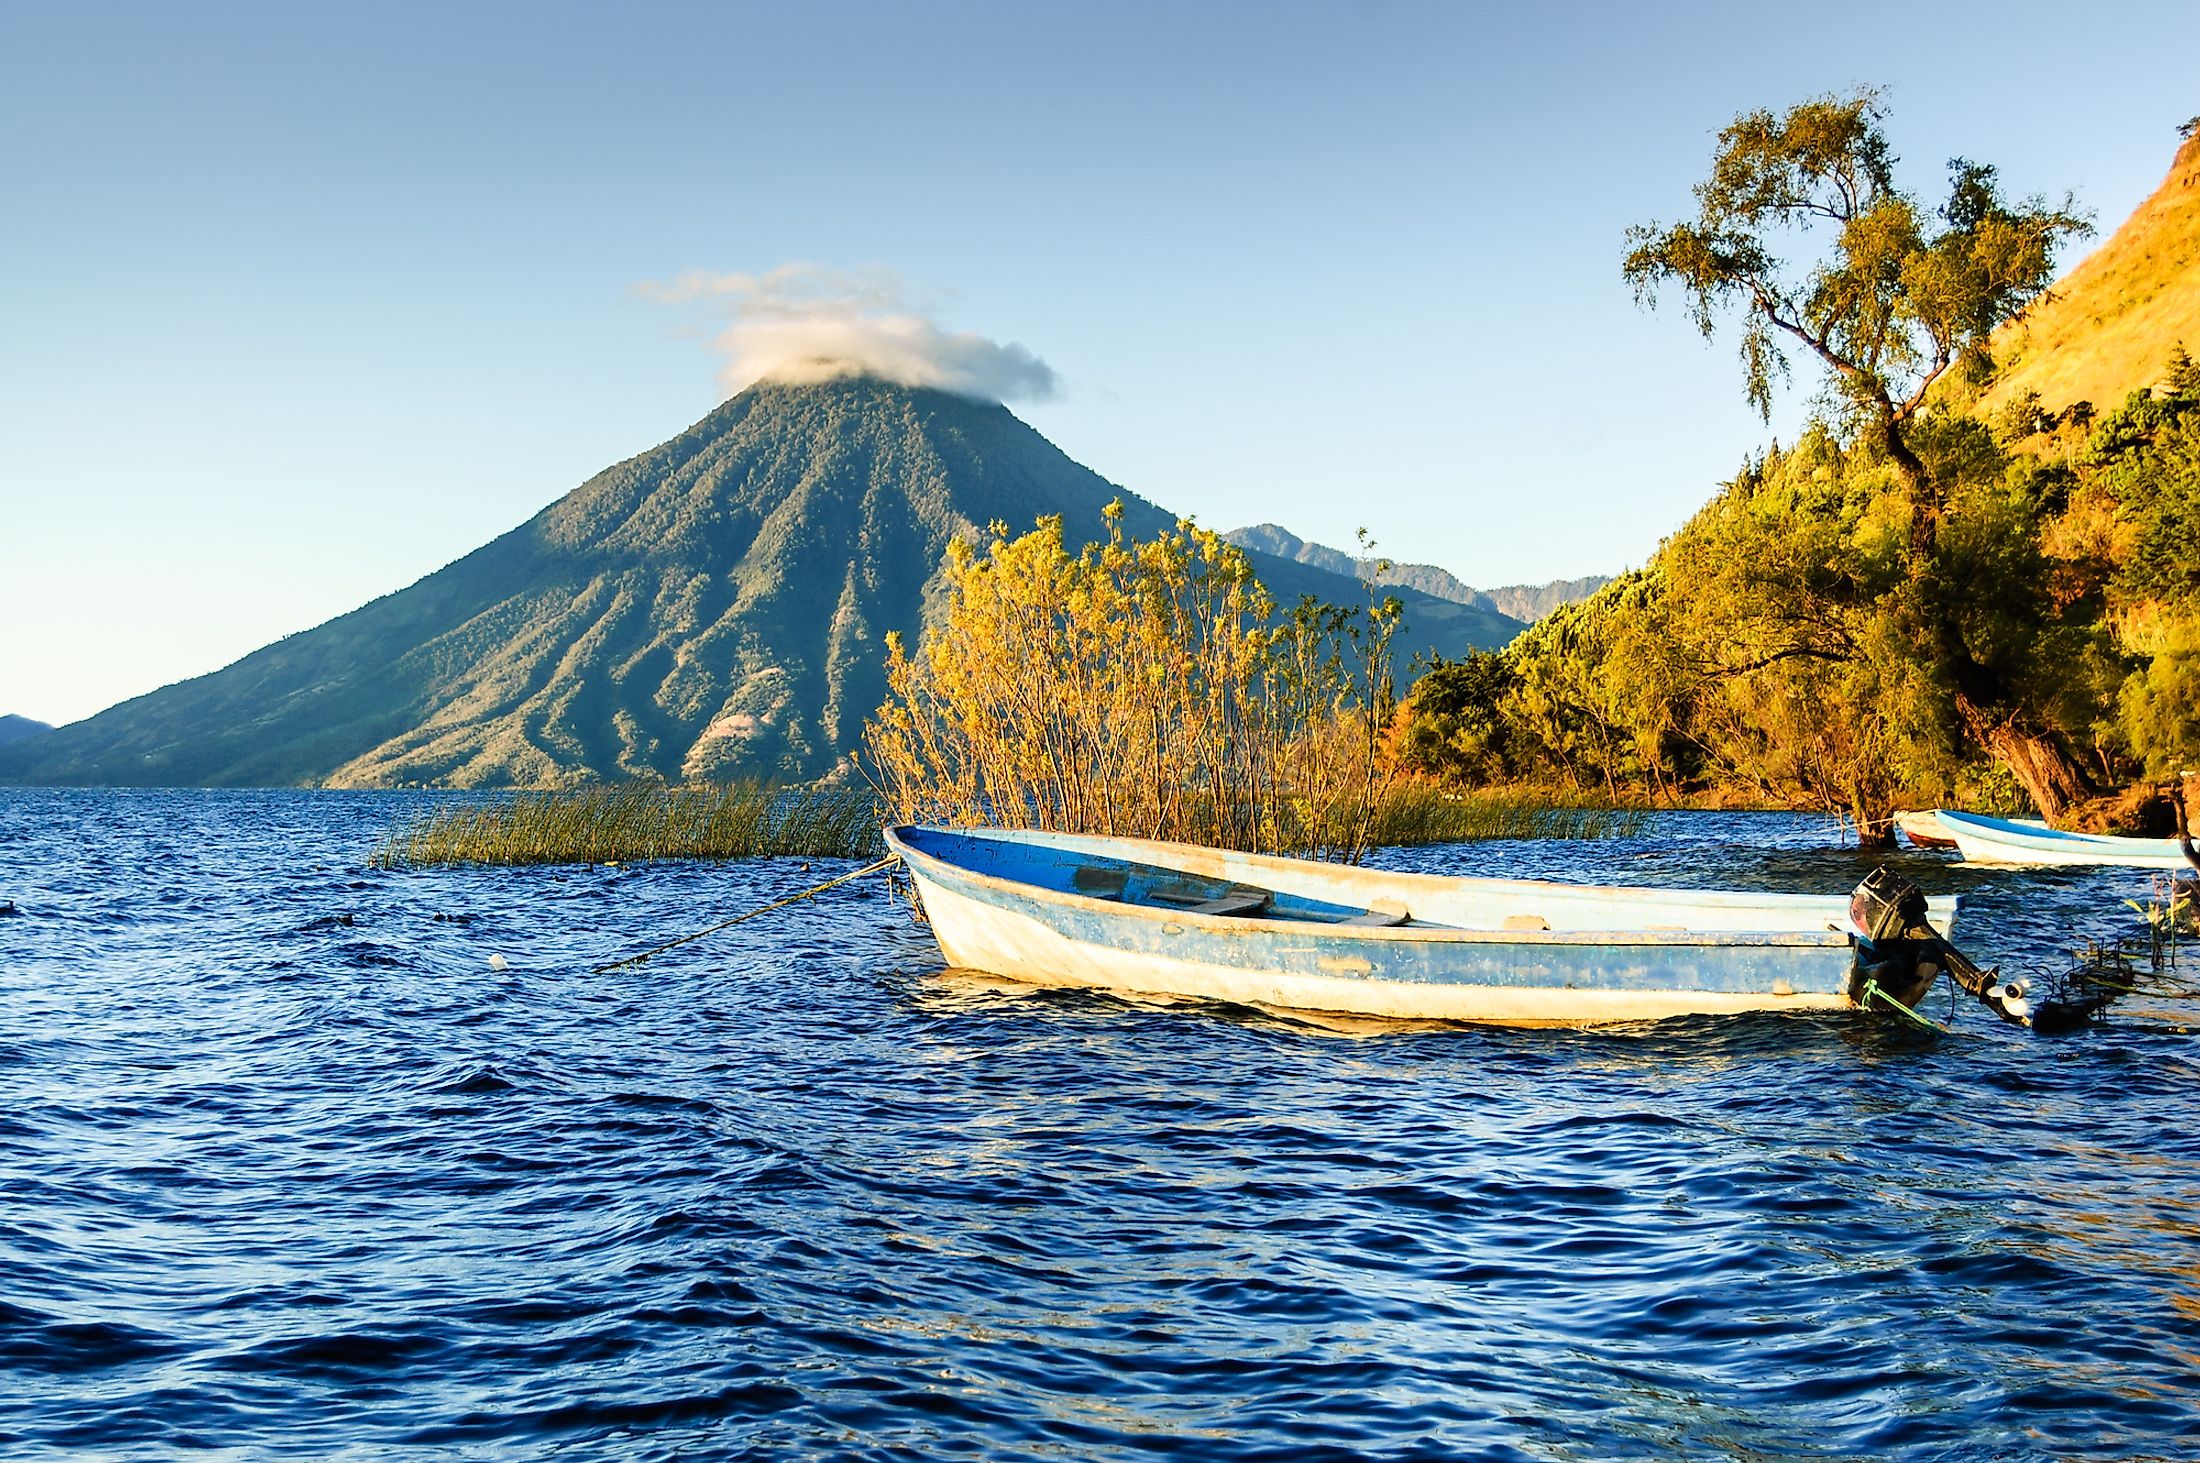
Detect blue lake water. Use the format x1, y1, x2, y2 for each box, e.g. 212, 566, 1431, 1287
2, 789, 2195, 1460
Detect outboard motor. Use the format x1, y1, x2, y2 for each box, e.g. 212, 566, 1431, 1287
1849, 867, 2107, 1034
1848, 868, 1946, 1015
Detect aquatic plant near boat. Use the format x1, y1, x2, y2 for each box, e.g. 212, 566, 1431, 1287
372, 781, 880, 868
863, 506, 1406, 861
1361, 780, 1645, 844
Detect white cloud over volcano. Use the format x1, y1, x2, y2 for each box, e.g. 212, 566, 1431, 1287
642, 265, 1058, 403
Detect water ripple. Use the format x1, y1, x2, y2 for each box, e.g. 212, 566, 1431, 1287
1, 790, 2196, 1459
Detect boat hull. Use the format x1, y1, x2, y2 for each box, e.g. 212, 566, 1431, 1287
1897, 811, 1958, 849
888, 827, 1907, 1026
1939, 811, 2197, 870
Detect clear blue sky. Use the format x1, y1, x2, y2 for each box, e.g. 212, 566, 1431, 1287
4, 0, 2195, 726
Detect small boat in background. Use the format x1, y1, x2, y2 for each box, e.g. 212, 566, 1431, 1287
1937, 810, 2198, 870
885, 825, 1959, 1026
1897, 811, 1959, 849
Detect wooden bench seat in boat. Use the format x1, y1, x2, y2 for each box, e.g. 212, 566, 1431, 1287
1069, 860, 1407, 924
1336, 900, 1411, 928
1151, 882, 1275, 918
1072, 866, 1131, 898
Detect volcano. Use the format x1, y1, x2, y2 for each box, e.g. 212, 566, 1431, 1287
0, 379, 1524, 788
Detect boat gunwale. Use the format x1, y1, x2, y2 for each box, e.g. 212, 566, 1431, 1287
884, 825, 1860, 950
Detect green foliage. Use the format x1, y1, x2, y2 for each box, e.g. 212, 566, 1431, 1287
1393, 348, 2200, 819
2165, 344, 2200, 396
1612, 89, 2115, 826
1624, 89, 2088, 429
1502, 571, 1696, 797
2085, 388, 2200, 607
2117, 610, 2200, 778
2058, 372, 2200, 775
1393, 651, 1520, 784
865, 508, 1408, 863
1405, 94, 2172, 825
1993, 389, 2061, 443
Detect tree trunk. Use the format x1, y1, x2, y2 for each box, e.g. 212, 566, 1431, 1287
1852, 772, 1898, 851
1882, 410, 2100, 823
1961, 697, 2096, 824
1924, 604, 2097, 821
1877, 416, 1942, 563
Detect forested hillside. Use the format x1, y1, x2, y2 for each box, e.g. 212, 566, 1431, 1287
1398, 102, 2200, 840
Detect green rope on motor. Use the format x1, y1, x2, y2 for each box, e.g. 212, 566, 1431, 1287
1859, 978, 1946, 1033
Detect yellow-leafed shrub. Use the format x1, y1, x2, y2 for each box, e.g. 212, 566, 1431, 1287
864, 506, 1401, 861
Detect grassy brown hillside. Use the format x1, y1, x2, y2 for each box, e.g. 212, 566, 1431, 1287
1974, 131, 2200, 418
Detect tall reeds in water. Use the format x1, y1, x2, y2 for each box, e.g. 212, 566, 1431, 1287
863, 506, 1639, 861
1363, 781, 1646, 845
373, 781, 879, 868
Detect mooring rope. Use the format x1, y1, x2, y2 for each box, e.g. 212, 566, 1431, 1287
591, 854, 899, 973
1858, 978, 1946, 1033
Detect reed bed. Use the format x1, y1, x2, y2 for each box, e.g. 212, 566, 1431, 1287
374, 782, 881, 868
1362, 781, 1649, 846
372, 778, 1638, 872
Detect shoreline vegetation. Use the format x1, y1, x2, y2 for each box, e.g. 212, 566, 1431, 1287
1385, 94, 2200, 848
371, 782, 880, 868
863, 506, 1406, 863
372, 780, 1646, 870
861, 507, 1643, 862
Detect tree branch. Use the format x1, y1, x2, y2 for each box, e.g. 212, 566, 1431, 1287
1703, 644, 1853, 679
1750, 288, 1875, 394
1895, 343, 1953, 418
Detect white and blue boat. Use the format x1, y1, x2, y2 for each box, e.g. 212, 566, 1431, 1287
885, 825, 1959, 1026
1936, 809, 2199, 870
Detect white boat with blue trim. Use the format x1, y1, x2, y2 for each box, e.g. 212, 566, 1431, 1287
1936, 810, 2199, 870
885, 825, 1960, 1026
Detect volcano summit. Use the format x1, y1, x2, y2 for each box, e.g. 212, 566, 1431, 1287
0, 380, 1523, 788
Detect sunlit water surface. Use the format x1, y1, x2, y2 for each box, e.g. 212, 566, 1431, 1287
2, 790, 2195, 1460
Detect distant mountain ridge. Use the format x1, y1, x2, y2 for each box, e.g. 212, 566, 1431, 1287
1223, 524, 1608, 625
1480, 576, 1616, 623
0, 715, 52, 748
0, 380, 1525, 788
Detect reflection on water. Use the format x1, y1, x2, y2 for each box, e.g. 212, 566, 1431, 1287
0, 789, 2195, 1459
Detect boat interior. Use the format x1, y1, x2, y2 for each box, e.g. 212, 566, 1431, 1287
894, 826, 1896, 938
1066, 859, 1416, 926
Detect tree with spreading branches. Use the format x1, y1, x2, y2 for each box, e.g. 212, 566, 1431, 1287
1623, 89, 2100, 819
